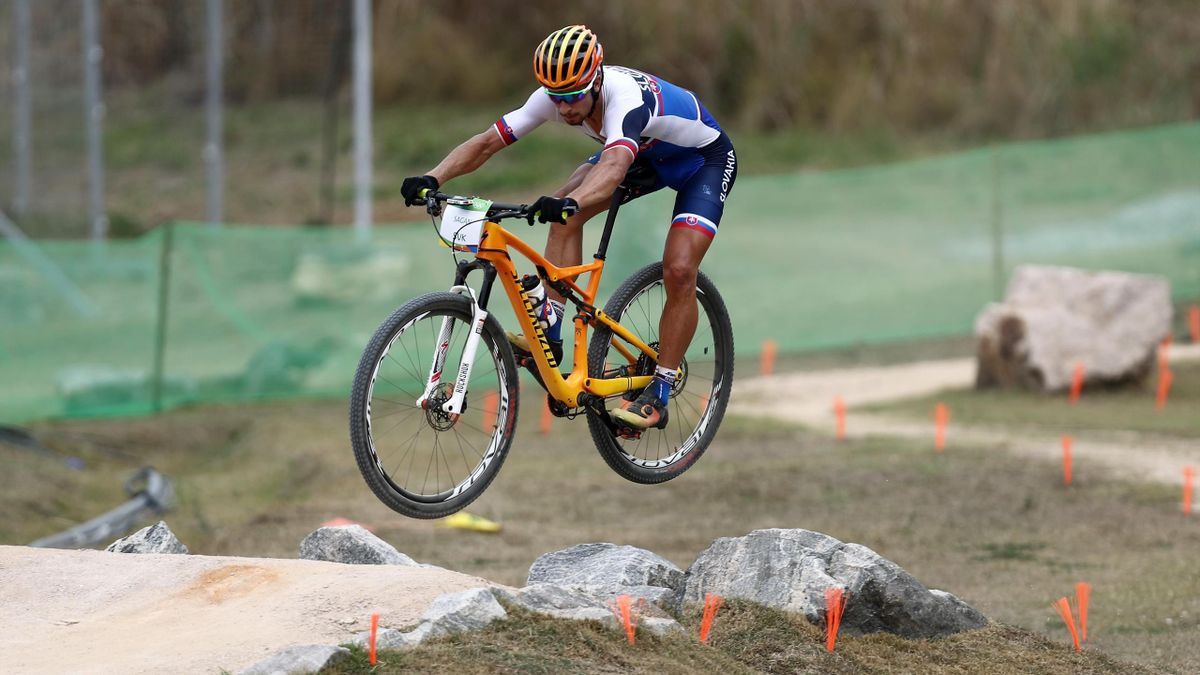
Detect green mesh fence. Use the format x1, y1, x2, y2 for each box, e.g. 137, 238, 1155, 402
3, 122, 1199, 424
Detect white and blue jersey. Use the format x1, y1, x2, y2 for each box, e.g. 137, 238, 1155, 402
493, 65, 738, 239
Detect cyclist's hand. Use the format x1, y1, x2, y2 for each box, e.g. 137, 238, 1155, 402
527, 196, 579, 225
401, 175, 439, 206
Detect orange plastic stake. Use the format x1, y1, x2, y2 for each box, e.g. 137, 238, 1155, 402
539, 398, 553, 435
609, 595, 638, 644
1068, 363, 1084, 404
369, 613, 380, 666
1155, 369, 1174, 411
1189, 305, 1200, 343
1075, 583, 1091, 643
1159, 336, 1172, 373
1184, 466, 1195, 515
760, 339, 778, 376
699, 593, 723, 644
833, 396, 846, 441
1053, 597, 1082, 652
824, 587, 848, 652
483, 390, 499, 429
934, 403, 948, 452
1061, 436, 1073, 487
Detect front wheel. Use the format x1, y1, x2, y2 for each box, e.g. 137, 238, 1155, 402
587, 263, 735, 484
349, 292, 519, 519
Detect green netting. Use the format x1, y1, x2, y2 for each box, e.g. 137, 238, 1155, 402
3, 122, 1199, 424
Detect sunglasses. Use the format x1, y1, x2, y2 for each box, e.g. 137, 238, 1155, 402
547, 89, 590, 104
546, 71, 599, 104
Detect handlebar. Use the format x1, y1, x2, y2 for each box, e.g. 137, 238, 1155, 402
414, 189, 578, 223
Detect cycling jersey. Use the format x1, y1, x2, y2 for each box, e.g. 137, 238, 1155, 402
492, 65, 737, 238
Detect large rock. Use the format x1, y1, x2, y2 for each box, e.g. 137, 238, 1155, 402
354, 587, 506, 651
299, 525, 417, 566
974, 265, 1171, 392
526, 543, 684, 599
236, 644, 349, 675
496, 583, 681, 635
678, 529, 987, 639
105, 521, 189, 554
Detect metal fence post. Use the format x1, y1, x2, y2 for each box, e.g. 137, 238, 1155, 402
152, 223, 175, 413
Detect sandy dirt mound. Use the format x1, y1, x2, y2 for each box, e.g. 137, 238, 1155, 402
0, 545, 505, 674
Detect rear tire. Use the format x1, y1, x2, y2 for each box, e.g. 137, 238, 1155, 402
349, 292, 519, 519
586, 263, 734, 484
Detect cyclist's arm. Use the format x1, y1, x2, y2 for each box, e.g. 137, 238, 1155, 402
426, 130, 506, 185
565, 149, 634, 209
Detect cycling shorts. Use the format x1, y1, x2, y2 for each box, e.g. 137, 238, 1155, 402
586, 132, 737, 239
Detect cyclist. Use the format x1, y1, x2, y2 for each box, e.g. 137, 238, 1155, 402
401, 24, 737, 431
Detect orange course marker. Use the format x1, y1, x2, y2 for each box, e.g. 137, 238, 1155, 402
1155, 369, 1174, 411
833, 396, 846, 441
934, 403, 949, 452
1053, 597, 1082, 652
1189, 305, 1200, 343
539, 398, 553, 435
824, 587, 848, 653
760, 339, 777, 376
483, 390, 499, 429
1184, 466, 1195, 515
699, 593, 723, 644
369, 613, 380, 666
1061, 436, 1073, 486
1075, 583, 1091, 643
1158, 336, 1172, 373
609, 595, 638, 644
1068, 363, 1084, 404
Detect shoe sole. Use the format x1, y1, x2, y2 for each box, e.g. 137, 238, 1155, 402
608, 407, 669, 431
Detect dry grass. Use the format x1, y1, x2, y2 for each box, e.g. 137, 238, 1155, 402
3, 393, 1199, 672
325, 601, 1151, 675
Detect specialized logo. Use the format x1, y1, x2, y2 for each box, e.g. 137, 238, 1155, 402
514, 272, 559, 368
720, 149, 736, 202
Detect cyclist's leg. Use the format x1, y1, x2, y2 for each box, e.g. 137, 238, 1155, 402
657, 138, 737, 370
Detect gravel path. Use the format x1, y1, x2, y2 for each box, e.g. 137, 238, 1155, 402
730, 344, 1200, 486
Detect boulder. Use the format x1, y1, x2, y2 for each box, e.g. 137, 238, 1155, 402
495, 583, 681, 635
974, 265, 1171, 392
678, 529, 986, 639
236, 644, 349, 675
105, 521, 189, 554
299, 525, 417, 566
353, 587, 506, 651
526, 543, 684, 598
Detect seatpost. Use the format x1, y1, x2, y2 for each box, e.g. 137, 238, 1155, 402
594, 186, 628, 261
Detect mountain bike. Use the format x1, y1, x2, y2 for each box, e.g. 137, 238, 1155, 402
349, 187, 734, 518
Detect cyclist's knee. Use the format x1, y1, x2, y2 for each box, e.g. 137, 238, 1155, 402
662, 259, 698, 291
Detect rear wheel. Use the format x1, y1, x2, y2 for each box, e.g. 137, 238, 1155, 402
349, 292, 519, 519
586, 263, 734, 484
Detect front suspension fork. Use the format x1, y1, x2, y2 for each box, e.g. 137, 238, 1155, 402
415, 262, 497, 416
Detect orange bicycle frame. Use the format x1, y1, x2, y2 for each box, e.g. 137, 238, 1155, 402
471, 201, 656, 408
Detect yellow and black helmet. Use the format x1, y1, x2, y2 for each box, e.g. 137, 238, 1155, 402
533, 25, 604, 93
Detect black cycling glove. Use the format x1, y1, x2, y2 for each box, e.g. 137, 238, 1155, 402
401, 175, 439, 206
527, 196, 580, 225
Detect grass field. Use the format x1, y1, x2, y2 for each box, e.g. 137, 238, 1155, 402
4, 388, 1199, 672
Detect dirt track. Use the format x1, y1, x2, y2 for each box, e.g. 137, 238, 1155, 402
0, 546, 503, 674
730, 344, 1200, 485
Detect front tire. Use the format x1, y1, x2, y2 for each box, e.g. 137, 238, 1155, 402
349, 292, 519, 519
586, 263, 734, 484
